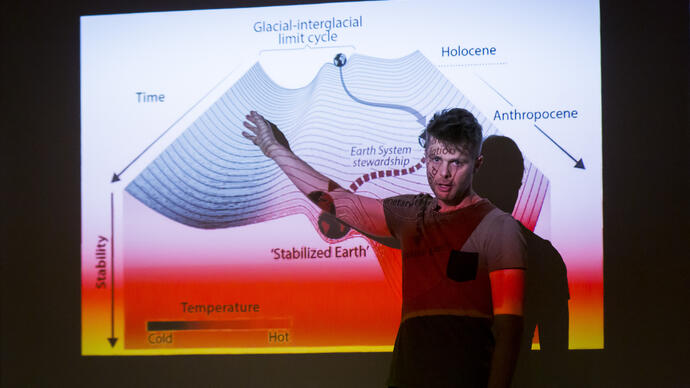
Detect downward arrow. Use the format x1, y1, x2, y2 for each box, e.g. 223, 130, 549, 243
110, 63, 246, 183
534, 124, 585, 169
108, 193, 118, 347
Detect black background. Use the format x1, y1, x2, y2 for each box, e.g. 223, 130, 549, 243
2, 0, 688, 386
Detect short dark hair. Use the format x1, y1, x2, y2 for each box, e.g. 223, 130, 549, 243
419, 108, 483, 157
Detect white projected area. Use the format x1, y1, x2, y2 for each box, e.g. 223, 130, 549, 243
126, 52, 548, 231
80, 0, 603, 355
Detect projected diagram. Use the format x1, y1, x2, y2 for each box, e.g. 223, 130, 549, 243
95, 51, 549, 352
81, 0, 604, 357
127, 52, 549, 230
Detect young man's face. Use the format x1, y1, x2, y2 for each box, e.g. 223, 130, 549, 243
425, 136, 482, 209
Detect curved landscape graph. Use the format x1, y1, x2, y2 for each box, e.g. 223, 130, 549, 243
126, 51, 548, 233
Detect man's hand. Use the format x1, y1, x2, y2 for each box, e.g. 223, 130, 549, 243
242, 111, 291, 157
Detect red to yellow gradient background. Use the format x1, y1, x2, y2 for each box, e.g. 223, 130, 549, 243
81, 193, 602, 355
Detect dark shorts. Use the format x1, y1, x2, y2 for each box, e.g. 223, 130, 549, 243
387, 315, 494, 388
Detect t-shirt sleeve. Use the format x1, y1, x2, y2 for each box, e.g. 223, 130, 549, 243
482, 211, 527, 272
382, 194, 426, 241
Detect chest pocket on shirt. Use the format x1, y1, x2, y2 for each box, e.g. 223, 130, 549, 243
447, 251, 478, 282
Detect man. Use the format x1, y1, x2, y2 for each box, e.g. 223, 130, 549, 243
242, 108, 526, 388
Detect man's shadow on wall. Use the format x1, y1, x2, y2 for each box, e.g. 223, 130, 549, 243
474, 135, 570, 387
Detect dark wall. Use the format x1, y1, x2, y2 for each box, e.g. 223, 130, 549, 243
599, 1, 689, 385
2, 0, 688, 386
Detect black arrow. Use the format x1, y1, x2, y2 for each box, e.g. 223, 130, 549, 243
111, 65, 245, 183
534, 124, 585, 169
338, 65, 426, 126
476, 75, 584, 169
110, 120, 176, 182
108, 193, 118, 347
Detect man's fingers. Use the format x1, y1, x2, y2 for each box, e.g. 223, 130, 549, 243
246, 111, 267, 126
244, 114, 261, 127
243, 111, 275, 149
241, 131, 258, 144
245, 116, 273, 137
243, 120, 258, 133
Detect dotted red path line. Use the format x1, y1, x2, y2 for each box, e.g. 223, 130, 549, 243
348, 158, 426, 192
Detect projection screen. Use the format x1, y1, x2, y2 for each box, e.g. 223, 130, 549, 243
81, 0, 602, 355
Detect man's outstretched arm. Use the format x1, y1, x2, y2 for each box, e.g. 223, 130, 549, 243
242, 111, 392, 239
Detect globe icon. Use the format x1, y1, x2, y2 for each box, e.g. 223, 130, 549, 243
333, 53, 347, 67
317, 212, 350, 239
